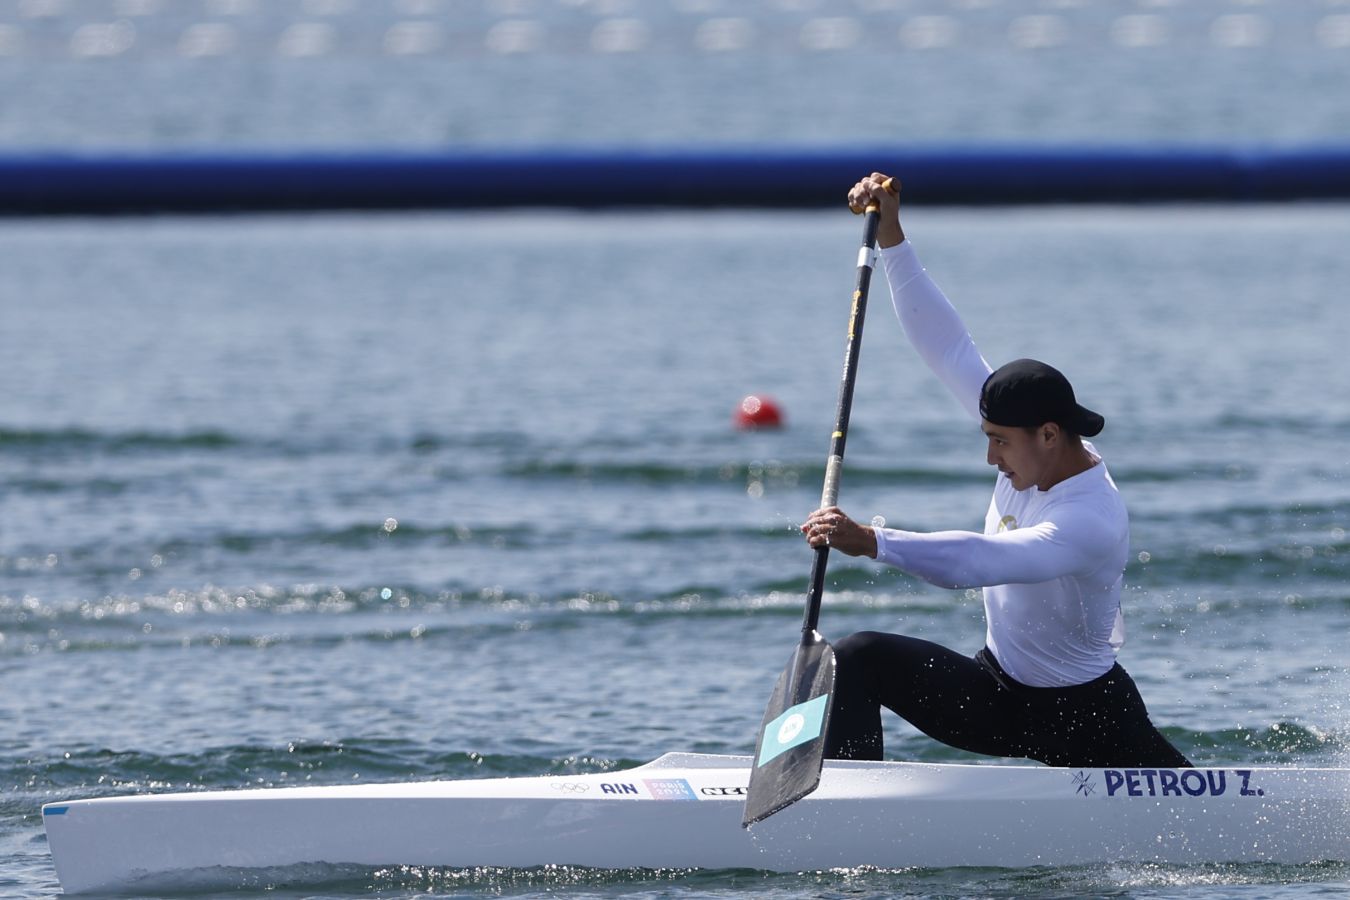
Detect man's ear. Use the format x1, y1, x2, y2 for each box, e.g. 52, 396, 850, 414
1040, 422, 1061, 448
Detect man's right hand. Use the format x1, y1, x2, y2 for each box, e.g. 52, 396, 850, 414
847, 172, 904, 249
801, 507, 879, 559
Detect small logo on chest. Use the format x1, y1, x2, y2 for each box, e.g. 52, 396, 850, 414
998, 515, 1018, 532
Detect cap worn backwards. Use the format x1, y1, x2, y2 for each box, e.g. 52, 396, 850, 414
979, 358, 1105, 438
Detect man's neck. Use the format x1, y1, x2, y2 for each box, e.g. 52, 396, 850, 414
1038, 443, 1097, 491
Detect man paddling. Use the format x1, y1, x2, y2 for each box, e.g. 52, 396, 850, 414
800, 172, 1190, 769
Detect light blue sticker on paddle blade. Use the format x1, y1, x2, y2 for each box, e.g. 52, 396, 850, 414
757, 692, 829, 767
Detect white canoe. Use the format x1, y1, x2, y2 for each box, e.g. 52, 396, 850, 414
43, 751, 1350, 894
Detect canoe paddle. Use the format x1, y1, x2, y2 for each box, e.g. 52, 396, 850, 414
742, 179, 893, 828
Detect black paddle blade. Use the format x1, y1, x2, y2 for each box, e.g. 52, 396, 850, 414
742, 632, 836, 827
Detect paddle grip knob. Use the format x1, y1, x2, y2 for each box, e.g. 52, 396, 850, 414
852, 177, 897, 215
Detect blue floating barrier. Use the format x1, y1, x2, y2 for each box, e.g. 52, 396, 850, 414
0, 145, 1347, 214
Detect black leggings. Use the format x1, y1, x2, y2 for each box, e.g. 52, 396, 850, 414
825, 631, 1192, 768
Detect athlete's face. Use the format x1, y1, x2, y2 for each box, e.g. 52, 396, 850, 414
982, 420, 1057, 492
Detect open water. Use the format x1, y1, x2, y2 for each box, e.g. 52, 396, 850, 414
0, 0, 1348, 149
6, 1, 1350, 898
5, 204, 1350, 898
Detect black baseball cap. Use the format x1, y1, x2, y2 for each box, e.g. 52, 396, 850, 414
979, 359, 1105, 438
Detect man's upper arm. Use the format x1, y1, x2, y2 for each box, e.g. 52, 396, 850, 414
881, 242, 992, 422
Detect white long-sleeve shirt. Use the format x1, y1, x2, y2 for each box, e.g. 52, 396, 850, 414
873, 240, 1127, 688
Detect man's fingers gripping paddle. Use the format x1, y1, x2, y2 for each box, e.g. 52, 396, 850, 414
801, 507, 877, 558
847, 174, 899, 215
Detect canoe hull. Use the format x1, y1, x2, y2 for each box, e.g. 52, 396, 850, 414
43, 752, 1350, 894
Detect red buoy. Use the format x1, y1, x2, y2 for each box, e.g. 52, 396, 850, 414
734, 395, 784, 430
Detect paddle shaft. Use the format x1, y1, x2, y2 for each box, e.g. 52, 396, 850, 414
742, 190, 891, 828
801, 205, 883, 638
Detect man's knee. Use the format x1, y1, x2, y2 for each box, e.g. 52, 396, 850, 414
832, 630, 890, 668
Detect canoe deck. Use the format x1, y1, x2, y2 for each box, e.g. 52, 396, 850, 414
43, 752, 1350, 894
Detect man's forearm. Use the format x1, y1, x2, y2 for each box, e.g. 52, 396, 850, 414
878, 219, 905, 249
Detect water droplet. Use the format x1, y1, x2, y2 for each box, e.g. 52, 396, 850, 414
871, 515, 886, 528
383, 517, 398, 533
380, 587, 393, 600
